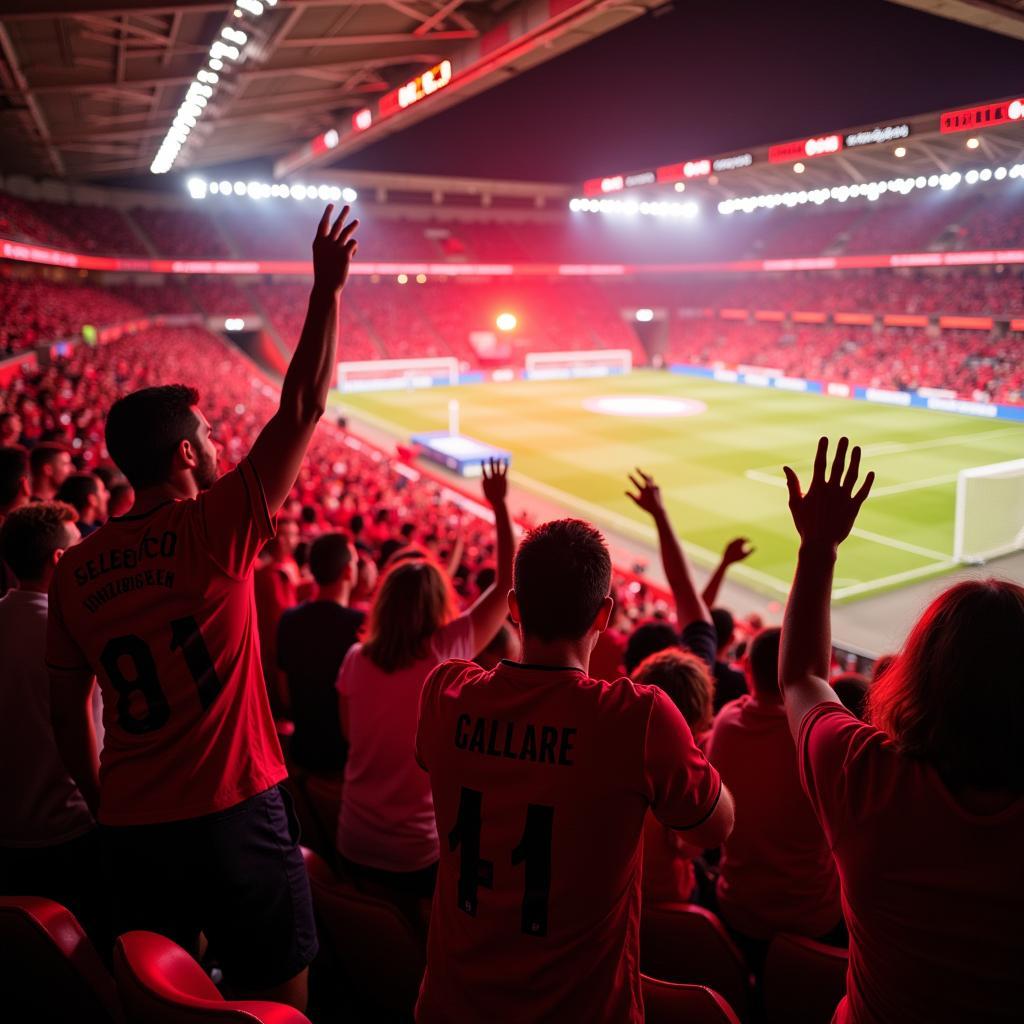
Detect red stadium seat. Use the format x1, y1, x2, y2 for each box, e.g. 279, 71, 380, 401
762, 933, 849, 1024
641, 975, 741, 1024
301, 846, 424, 1018
112, 931, 310, 1024
0, 896, 123, 1023
640, 902, 753, 1020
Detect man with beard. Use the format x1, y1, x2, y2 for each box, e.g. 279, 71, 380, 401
46, 204, 358, 1010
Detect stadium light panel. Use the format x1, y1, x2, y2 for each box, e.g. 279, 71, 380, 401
496, 312, 517, 331
635, 308, 654, 323
894, 146, 906, 158
966, 137, 980, 149
236, 0, 264, 13
224, 318, 246, 331
793, 162, 805, 173
416, 274, 427, 284
397, 274, 409, 284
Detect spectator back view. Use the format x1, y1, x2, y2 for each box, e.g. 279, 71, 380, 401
707, 627, 840, 954
415, 518, 734, 1023
278, 530, 363, 775
46, 204, 359, 1010
780, 436, 1024, 1023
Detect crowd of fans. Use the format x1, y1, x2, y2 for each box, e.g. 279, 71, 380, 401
0, 207, 1020, 1024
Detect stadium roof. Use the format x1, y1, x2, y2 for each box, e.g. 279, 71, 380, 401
572, 95, 1024, 203
0, 0, 664, 180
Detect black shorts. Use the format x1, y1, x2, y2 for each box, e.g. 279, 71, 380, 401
101, 785, 317, 990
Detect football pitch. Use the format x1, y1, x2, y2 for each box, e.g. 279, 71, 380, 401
334, 370, 1024, 602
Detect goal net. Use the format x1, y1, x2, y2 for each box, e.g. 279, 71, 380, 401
336, 356, 459, 394
524, 348, 633, 381
953, 458, 1024, 563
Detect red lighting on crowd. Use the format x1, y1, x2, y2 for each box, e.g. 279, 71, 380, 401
768, 134, 842, 163
940, 98, 1024, 133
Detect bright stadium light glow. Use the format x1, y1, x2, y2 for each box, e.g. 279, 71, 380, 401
397, 274, 409, 284
894, 146, 906, 158
966, 137, 980, 149
323, 129, 339, 149
496, 312, 517, 331
184, 177, 357, 203
635, 308, 654, 323
224, 318, 246, 331
151, 1, 270, 172
716, 164, 1021, 215
793, 162, 806, 173
416, 273, 427, 284
570, 198, 699, 219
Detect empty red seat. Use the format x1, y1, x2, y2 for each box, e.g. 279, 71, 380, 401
113, 931, 310, 1024
301, 846, 424, 1018
640, 902, 753, 1019
0, 895, 123, 1023
763, 933, 849, 1024
642, 974, 741, 1024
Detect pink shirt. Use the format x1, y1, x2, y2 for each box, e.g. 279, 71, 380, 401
800, 702, 1024, 1023
708, 695, 840, 938
336, 614, 474, 872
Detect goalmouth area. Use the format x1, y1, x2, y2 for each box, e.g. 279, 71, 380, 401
336, 367, 1024, 608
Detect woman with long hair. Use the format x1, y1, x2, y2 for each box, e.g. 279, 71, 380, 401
335, 459, 514, 902
779, 436, 1023, 1023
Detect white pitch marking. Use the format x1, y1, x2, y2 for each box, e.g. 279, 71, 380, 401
746, 425, 1024, 478
744, 468, 960, 497
849, 527, 951, 561
833, 559, 960, 599
507, 470, 793, 595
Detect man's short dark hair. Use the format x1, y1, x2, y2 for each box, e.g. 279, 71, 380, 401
624, 620, 681, 675
309, 531, 354, 585
29, 442, 69, 476
748, 627, 782, 696
0, 501, 77, 581
0, 445, 28, 507
57, 473, 100, 515
513, 519, 611, 643
711, 607, 735, 653
105, 385, 200, 490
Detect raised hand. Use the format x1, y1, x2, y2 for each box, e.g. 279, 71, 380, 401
722, 537, 755, 564
480, 457, 508, 507
312, 204, 359, 293
625, 468, 664, 517
783, 436, 874, 549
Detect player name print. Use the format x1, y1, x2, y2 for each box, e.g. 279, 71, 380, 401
73, 529, 179, 613
454, 714, 576, 766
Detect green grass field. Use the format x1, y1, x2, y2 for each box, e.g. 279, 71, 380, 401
334, 370, 1024, 602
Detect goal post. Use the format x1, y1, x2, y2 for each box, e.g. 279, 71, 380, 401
953, 458, 1024, 564
336, 356, 459, 393
524, 348, 633, 381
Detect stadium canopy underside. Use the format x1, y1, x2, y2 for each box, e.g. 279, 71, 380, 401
0, 0, 665, 180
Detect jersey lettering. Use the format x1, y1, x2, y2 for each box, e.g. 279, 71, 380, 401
454, 714, 576, 765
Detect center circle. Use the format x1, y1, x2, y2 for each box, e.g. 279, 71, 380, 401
582, 394, 708, 418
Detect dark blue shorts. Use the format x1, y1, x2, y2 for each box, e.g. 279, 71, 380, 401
101, 785, 317, 990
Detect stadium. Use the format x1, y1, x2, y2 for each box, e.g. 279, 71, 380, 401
0, 0, 1021, 1022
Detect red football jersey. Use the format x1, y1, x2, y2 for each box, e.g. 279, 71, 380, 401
47, 456, 287, 826
415, 659, 722, 1024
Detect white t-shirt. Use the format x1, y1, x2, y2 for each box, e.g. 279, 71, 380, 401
0, 590, 96, 846
336, 614, 474, 872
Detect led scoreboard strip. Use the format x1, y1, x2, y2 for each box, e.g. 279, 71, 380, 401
940, 98, 1024, 133
379, 60, 453, 119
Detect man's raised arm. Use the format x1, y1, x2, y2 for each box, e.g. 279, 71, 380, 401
250, 204, 359, 513
626, 468, 711, 629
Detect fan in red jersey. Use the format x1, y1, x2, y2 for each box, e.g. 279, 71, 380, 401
46, 205, 358, 1011
415, 515, 735, 1023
